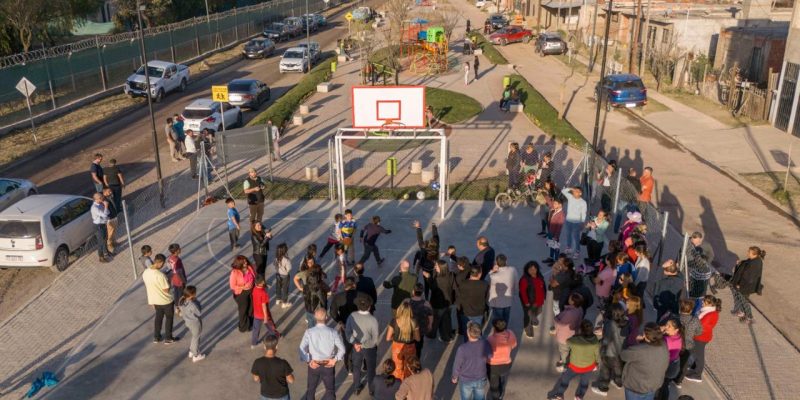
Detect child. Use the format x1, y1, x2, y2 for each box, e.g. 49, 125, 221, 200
274, 243, 291, 308
338, 209, 357, 266
178, 285, 206, 362
225, 197, 241, 251
548, 320, 599, 400
543, 199, 564, 265
251, 276, 277, 348
331, 244, 347, 293
167, 243, 187, 301
319, 213, 342, 260
443, 245, 458, 273
139, 245, 153, 270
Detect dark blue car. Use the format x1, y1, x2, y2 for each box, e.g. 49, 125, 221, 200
594, 74, 647, 111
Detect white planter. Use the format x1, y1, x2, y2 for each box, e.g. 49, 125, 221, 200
305, 166, 319, 180
317, 82, 333, 93
510, 103, 524, 113
410, 161, 423, 174
337, 55, 348, 63
293, 115, 304, 125
299, 104, 310, 115
474, 48, 483, 55
420, 168, 435, 184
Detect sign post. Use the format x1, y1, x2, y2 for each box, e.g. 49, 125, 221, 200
345, 12, 353, 35
386, 157, 397, 193
211, 85, 229, 133
15, 77, 38, 144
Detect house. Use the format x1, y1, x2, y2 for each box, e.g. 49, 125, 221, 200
771, 0, 800, 136
714, 25, 787, 83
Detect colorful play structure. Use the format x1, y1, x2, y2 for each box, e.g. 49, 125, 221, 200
401, 18, 449, 75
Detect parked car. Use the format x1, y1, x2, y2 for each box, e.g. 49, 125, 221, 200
352, 6, 376, 22
124, 60, 189, 102
0, 194, 95, 272
300, 14, 319, 32
305, 13, 326, 27
283, 17, 303, 36
242, 38, 276, 59
263, 23, 292, 42
475, 0, 487, 8
279, 47, 311, 73
296, 41, 321, 63
535, 33, 568, 55
487, 14, 509, 30
0, 178, 37, 212
594, 74, 648, 111
488, 26, 533, 45
227, 79, 271, 110
181, 98, 243, 133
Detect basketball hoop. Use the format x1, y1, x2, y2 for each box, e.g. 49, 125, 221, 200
351, 86, 426, 130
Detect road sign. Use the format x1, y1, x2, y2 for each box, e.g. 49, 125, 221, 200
211, 85, 229, 102
345, 12, 353, 21
16, 77, 36, 97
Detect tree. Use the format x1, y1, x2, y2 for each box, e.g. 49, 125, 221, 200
0, 0, 103, 54
384, 0, 412, 46
0, 0, 47, 53
434, 0, 463, 42
648, 31, 683, 91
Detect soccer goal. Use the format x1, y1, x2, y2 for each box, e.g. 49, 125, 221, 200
333, 86, 449, 218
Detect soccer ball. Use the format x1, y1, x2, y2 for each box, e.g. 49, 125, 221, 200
403, 193, 410, 200
416, 191, 426, 200
430, 181, 440, 191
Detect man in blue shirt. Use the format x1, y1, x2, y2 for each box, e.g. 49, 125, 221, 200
299, 308, 345, 400
225, 197, 241, 251
90, 192, 112, 263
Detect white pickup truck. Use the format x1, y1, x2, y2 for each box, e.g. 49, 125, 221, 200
124, 60, 190, 102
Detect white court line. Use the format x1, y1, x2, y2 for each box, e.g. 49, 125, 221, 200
206, 218, 232, 268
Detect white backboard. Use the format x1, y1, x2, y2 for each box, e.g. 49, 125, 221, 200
351, 86, 426, 129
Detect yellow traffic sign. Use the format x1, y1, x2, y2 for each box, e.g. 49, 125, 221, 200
345, 12, 353, 21
211, 85, 228, 102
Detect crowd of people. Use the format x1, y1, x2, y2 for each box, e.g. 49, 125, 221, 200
134, 155, 765, 400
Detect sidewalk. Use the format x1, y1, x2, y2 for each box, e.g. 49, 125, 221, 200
459, 5, 800, 399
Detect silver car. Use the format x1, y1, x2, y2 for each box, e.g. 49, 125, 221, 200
0, 178, 37, 212
227, 79, 271, 110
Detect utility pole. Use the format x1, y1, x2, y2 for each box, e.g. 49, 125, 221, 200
629, 0, 642, 73
638, 0, 653, 75
136, 0, 165, 207
589, 0, 614, 180
588, 0, 599, 72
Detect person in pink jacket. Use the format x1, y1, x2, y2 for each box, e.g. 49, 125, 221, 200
554, 293, 585, 372
229, 255, 256, 333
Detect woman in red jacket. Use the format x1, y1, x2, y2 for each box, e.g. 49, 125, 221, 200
686, 295, 721, 383
519, 261, 546, 339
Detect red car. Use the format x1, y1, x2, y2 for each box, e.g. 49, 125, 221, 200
489, 26, 533, 45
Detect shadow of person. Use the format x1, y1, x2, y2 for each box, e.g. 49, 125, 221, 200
659, 185, 684, 232
699, 195, 738, 275
620, 149, 633, 171
633, 149, 644, 174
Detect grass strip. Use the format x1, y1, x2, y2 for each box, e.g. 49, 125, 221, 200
471, 32, 508, 65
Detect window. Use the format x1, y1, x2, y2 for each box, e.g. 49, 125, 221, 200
63, 198, 91, 226
0, 221, 40, 238
0, 179, 16, 195
50, 207, 68, 230
662, 29, 671, 44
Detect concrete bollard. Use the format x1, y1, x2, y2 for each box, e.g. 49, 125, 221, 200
410, 161, 423, 174
299, 104, 310, 115
293, 115, 304, 126
474, 48, 483, 55
337, 55, 348, 63
510, 103, 524, 113
420, 168, 435, 184
317, 82, 333, 93
305, 166, 319, 180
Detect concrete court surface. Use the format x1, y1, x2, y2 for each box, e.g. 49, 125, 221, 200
43, 200, 720, 400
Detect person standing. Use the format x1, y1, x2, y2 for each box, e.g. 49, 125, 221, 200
226, 197, 241, 251
173, 113, 186, 149
91, 192, 112, 263
185, 129, 198, 179
386, 300, 421, 380
730, 246, 765, 324
652, 260, 684, 320
452, 322, 492, 400
408, 283, 433, 358
338, 209, 358, 266
302, 265, 330, 327
396, 355, 434, 400
273, 243, 292, 308
165, 117, 183, 162
554, 293, 584, 372
251, 222, 272, 277
413, 221, 439, 300
383, 260, 418, 312
354, 262, 378, 307
346, 296, 379, 396
464, 62, 470, 85
330, 277, 370, 374
430, 259, 456, 342
243, 167, 267, 225
638, 167, 655, 204
473, 55, 480, 80
251, 276, 275, 349
673, 299, 703, 387
591, 304, 628, 396
359, 216, 391, 266
487, 254, 518, 324
487, 319, 517, 400
519, 144, 538, 175
542, 199, 565, 265
472, 236, 495, 280
685, 295, 721, 383
620, 322, 670, 400
102, 188, 119, 255
167, 243, 187, 302
142, 254, 178, 344
456, 266, 489, 341
229, 255, 256, 333
519, 261, 545, 338
252, 334, 294, 400
299, 308, 346, 400
177, 285, 206, 362
319, 213, 343, 261
505, 143, 521, 192
90, 153, 104, 193
632, 245, 651, 298
500, 86, 511, 112
547, 320, 599, 400
267, 119, 282, 161
560, 186, 587, 258
102, 159, 124, 212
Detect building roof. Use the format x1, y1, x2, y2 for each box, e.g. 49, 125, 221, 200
542, 0, 595, 10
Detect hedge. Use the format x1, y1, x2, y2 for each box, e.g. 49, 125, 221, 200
248, 53, 336, 127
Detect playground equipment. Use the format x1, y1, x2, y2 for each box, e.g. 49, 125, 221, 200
401, 19, 449, 76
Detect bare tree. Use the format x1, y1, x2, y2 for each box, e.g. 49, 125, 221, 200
434, 0, 464, 42
384, 0, 412, 45
648, 31, 683, 91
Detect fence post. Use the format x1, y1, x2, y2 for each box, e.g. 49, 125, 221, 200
168, 26, 176, 63
41, 45, 57, 109
234, 7, 240, 42
194, 21, 201, 56
95, 37, 107, 91
264, 126, 274, 182
122, 200, 137, 280
657, 211, 669, 265
680, 232, 690, 293
612, 168, 622, 213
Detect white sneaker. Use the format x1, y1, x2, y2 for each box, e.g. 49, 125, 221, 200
192, 354, 206, 362
282, 302, 291, 309
275, 300, 282, 306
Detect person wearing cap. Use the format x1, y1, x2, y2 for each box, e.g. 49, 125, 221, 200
243, 167, 267, 225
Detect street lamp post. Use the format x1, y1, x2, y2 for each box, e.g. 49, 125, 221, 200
305, 0, 310, 49
136, 0, 165, 207
588, 0, 614, 183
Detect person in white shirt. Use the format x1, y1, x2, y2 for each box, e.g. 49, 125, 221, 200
560, 186, 588, 258
267, 120, 281, 161
90, 192, 112, 262
142, 254, 179, 343
488, 254, 518, 324
184, 129, 198, 179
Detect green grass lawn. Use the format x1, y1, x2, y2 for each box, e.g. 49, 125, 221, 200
741, 171, 800, 210
426, 87, 482, 124
470, 32, 508, 65
641, 97, 671, 115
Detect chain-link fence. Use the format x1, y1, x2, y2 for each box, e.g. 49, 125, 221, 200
0, 0, 328, 130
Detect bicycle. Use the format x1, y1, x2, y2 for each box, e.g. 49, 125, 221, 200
495, 185, 541, 209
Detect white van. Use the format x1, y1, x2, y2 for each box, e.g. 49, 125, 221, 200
0, 195, 96, 272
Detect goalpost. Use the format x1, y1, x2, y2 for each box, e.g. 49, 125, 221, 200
335, 85, 448, 218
